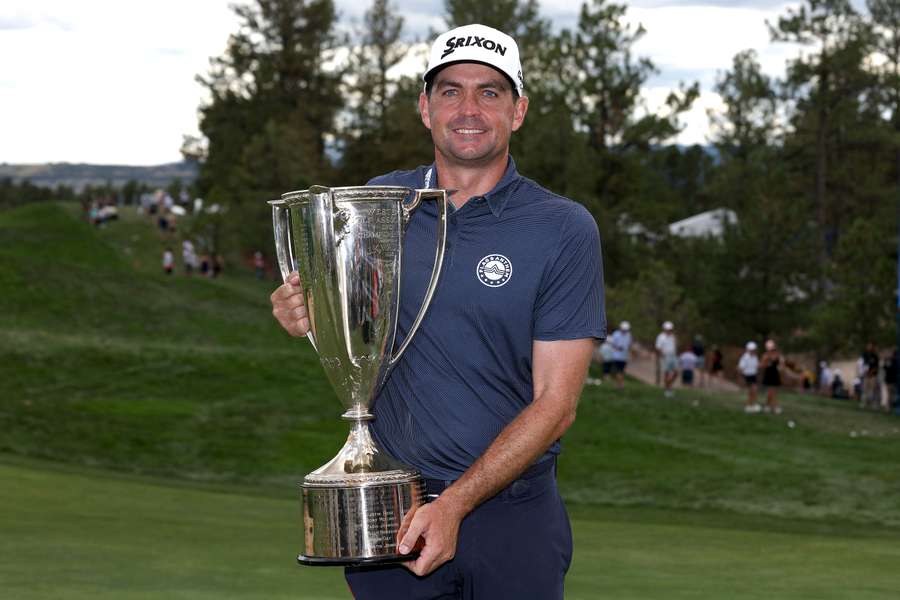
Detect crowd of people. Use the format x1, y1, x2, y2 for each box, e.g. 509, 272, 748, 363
817, 345, 898, 412
594, 320, 899, 416
82, 197, 119, 227
161, 239, 224, 278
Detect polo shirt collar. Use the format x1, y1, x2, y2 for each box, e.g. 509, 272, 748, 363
423, 156, 522, 218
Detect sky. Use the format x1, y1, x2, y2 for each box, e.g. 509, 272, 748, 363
0, 1, 843, 166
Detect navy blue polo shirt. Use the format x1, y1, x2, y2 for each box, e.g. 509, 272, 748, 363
368, 157, 605, 480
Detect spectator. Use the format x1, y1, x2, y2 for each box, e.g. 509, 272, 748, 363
760, 339, 783, 414
182, 239, 197, 276
162, 247, 174, 275
88, 202, 100, 227
738, 341, 760, 413
832, 370, 849, 399
860, 342, 880, 409
679, 348, 698, 387
708, 345, 724, 381
655, 321, 678, 397
609, 321, 632, 389
594, 339, 614, 382
882, 349, 897, 413
691, 335, 706, 387
818, 361, 833, 395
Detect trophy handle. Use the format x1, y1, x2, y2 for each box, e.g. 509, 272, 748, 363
388, 189, 448, 368
271, 200, 319, 353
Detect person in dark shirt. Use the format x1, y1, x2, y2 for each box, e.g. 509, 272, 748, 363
760, 339, 783, 414
708, 345, 724, 381
269, 23, 604, 599
882, 349, 897, 412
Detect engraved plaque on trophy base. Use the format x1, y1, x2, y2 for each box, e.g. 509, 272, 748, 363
298, 473, 425, 565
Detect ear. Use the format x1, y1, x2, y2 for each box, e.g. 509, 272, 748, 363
511, 96, 529, 132
419, 92, 432, 130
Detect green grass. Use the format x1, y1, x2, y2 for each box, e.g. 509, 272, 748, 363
2, 202, 900, 598
2, 457, 898, 600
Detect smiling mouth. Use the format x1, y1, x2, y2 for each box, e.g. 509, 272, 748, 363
453, 128, 485, 135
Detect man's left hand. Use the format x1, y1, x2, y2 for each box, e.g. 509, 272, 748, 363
396, 496, 465, 577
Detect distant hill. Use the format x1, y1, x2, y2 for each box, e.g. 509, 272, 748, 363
0, 161, 198, 191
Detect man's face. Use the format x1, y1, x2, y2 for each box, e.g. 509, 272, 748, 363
419, 63, 528, 167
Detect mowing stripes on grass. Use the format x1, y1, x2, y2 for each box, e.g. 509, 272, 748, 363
2, 460, 899, 600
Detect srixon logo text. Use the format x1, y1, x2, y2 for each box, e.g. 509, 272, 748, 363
442, 36, 508, 59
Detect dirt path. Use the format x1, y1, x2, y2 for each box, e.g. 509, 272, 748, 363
624, 345, 741, 393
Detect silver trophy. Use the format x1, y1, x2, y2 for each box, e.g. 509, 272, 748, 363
269, 185, 448, 565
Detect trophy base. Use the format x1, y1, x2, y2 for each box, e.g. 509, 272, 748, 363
297, 550, 421, 567
300, 474, 425, 565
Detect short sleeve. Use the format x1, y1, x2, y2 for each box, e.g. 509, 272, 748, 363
533, 203, 605, 341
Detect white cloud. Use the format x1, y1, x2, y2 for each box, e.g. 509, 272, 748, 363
0, 0, 237, 165
0, 0, 812, 165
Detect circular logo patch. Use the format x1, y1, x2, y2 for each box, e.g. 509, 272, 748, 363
476, 254, 512, 288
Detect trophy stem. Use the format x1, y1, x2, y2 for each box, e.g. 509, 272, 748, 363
341, 406, 374, 421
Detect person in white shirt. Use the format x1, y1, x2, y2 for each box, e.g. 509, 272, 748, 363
738, 341, 760, 413
609, 321, 632, 389
678, 349, 698, 386
818, 361, 833, 396
162, 248, 174, 275
592, 339, 615, 382
182, 239, 197, 276
655, 321, 677, 397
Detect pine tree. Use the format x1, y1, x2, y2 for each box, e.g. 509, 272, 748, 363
770, 0, 875, 261
338, 0, 432, 183
191, 0, 343, 253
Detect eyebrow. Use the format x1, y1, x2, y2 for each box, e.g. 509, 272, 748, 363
436, 78, 511, 92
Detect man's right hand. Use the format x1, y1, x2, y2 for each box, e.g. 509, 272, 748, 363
270, 271, 310, 337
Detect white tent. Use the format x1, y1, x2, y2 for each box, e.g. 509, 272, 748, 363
668, 208, 737, 239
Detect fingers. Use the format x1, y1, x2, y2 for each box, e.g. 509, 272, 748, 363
395, 504, 417, 550
397, 504, 457, 577
403, 543, 440, 577
270, 272, 309, 337
397, 508, 426, 556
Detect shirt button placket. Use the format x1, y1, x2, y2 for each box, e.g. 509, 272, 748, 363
446, 211, 459, 267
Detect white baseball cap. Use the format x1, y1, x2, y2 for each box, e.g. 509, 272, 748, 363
662, 321, 674, 331
620, 321, 631, 331
746, 341, 757, 351
424, 24, 525, 96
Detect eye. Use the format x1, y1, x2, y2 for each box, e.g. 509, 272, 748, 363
443, 88, 459, 97
483, 89, 498, 98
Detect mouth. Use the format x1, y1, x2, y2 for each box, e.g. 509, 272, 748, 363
453, 128, 486, 135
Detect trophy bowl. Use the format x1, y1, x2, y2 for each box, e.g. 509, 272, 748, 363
270, 185, 447, 565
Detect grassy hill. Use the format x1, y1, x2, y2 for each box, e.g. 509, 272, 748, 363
1, 202, 899, 598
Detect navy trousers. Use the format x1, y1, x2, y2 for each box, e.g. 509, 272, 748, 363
345, 460, 573, 599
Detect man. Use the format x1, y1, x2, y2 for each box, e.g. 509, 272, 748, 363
609, 320, 632, 389
270, 24, 605, 599
655, 321, 677, 397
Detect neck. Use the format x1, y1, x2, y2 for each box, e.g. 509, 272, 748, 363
433, 151, 509, 208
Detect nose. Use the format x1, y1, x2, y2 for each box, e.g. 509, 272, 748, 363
459, 90, 481, 117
